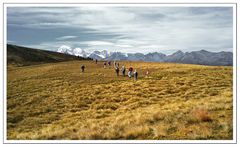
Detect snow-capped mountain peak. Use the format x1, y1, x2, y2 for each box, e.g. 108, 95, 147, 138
57, 46, 89, 57
100, 50, 109, 58
72, 47, 88, 57
57, 45, 73, 55
88, 50, 109, 59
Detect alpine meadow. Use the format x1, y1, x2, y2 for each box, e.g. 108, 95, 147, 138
7, 45, 233, 140
6, 6, 234, 141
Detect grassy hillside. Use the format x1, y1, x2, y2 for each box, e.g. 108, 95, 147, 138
7, 44, 90, 66
7, 60, 233, 140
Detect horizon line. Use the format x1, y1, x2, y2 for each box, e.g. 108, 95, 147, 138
6, 43, 233, 55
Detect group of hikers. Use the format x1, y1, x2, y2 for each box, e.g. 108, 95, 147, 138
112, 61, 138, 80
81, 59, 142, 81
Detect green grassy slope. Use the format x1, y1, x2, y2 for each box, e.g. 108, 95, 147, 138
7, 44, 90, 66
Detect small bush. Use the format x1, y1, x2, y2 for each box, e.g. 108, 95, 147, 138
152, 112, 165, 121
191, 108, 212, 122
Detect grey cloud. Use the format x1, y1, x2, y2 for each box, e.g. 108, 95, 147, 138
7, 6, 233, 54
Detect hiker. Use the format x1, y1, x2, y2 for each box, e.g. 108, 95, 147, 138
108, 61, 111, 66
104, 61, 107, 68
128, 67, 133, 78
81, 65, 85, 72
117, 62, 120, 68
121, 66, 126, 76
114, 62, 119, 68
115, 66, 120, 76
145, 68, 149, 77
95, 59, 98, 64
134, 69, 138, 81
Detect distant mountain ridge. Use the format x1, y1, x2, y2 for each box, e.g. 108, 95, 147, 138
57, 45, 233, 66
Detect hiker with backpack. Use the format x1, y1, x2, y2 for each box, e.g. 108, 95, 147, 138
115, 66, 120, 76
117, 62, 120, 68
104, 61, 107, 68
114, 62, 119, 68
145, 68, 149, 78
81, 65, 85, 72
108, 61, 111, 67
128, 67, 133, 78
134, 69, 138, 81
121, 66, 126, 76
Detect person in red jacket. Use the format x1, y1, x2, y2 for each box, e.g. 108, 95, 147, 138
128, 67, 133, 78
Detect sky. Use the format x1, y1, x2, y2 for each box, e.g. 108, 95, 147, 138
7, 6, 233, 54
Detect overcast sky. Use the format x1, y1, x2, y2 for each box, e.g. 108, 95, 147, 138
7, 6, 233, 54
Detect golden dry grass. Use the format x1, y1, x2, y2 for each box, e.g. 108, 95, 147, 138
7, 60, 233, 140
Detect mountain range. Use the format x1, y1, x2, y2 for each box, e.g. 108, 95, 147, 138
57, 45, 233, 66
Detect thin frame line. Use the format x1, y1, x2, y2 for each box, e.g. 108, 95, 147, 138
3, 2, 5, 144
235, 2, 238, 144
2, 2, 238, 144
3, 3, 238, 4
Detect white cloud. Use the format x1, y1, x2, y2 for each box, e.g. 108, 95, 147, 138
115, 44, 133, 48
56, 36, 78, 40
81, 41, 114, 46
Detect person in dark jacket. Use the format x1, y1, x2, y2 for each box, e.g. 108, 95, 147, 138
134, 69, 138, 81
115, 66, 120, 76
122, 66, 126, 76
81, 65, 85, 72
104, 61, 107, 68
